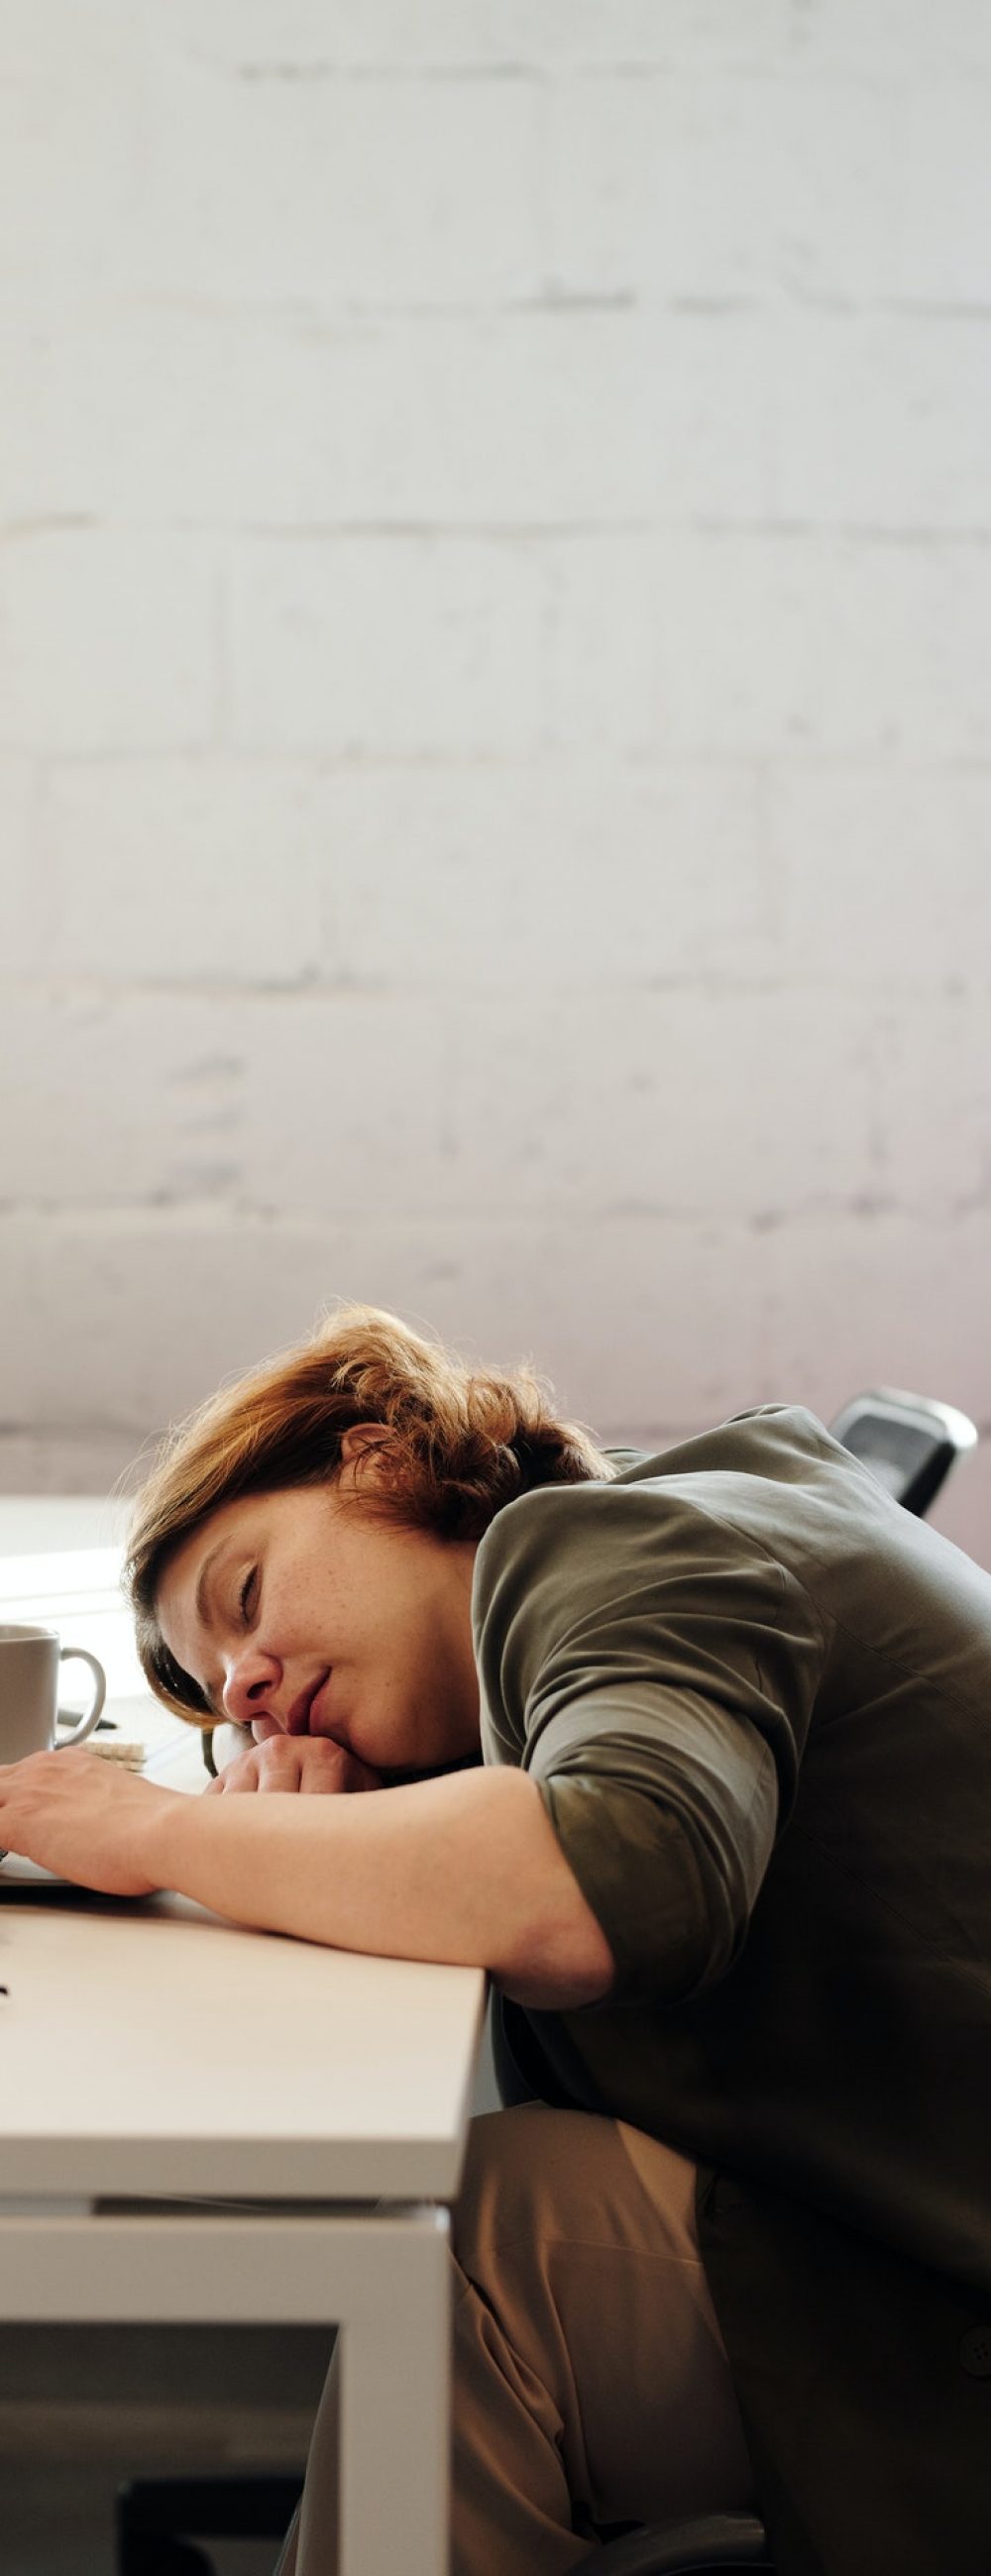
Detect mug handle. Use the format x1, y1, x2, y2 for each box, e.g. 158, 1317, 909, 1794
55, 1649, 107, 1747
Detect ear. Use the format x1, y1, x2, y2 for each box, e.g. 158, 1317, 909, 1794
338, 1422, 390, 1466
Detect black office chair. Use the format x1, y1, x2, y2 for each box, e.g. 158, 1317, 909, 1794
117, 1384, 977, 2576
588, 2515, 772, 2572
826, 1384, 977, 1515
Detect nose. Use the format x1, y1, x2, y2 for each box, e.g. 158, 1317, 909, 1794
220, 1646, 283, 1731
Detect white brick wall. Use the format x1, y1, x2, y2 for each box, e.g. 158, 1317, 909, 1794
1, 0, 990, 1565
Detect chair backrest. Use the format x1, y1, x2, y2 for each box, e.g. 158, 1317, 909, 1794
826, 1385, 977, 1517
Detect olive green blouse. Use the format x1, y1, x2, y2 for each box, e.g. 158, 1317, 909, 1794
472, 1405, 991, 2575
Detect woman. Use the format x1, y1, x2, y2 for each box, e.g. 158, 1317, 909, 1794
1, 1305, 989, 2576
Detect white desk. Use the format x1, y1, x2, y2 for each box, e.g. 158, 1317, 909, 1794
0, 1500, 487, 2576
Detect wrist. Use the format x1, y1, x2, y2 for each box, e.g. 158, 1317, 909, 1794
137, 1779, 196, 1890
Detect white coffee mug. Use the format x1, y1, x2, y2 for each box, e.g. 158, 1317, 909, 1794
0, 1623, 107, 1765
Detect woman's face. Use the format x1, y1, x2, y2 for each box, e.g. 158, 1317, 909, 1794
155, 1438, 482, 1780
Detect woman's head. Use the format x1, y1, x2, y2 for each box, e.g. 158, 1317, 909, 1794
125, 1304, 612, 1748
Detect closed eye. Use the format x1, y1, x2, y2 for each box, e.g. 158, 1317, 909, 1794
239, 1565, 259, 1623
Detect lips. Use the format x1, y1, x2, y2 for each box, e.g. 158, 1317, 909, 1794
284, 1669, 331, 1735
309, 1672, 352, 1750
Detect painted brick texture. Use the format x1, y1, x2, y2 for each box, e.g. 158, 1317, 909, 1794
1, 0, 990, 1563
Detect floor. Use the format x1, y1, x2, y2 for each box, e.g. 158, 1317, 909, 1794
0, 2322, 331, 2576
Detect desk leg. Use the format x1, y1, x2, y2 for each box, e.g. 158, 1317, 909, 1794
334, 2206, 450, 2576
0, 2202, 452, 2576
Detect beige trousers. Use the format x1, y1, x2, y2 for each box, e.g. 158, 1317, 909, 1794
278, 2103, 755, 2575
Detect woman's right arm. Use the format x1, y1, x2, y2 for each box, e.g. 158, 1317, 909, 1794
0, 1750, 617, 2008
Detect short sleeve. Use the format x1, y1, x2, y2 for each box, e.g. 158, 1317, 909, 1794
473, 1479, 827, 2005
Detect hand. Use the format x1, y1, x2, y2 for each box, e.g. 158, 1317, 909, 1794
205, 1734, 383, 1798
0, 1750, 168, 1896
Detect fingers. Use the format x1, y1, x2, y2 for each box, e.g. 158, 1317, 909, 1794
208, 1738, 311, 1795
207, 1736, 383, 1797
206, 1746, 266, 1794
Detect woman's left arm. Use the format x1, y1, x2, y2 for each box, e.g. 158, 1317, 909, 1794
0, 1753, 615, 2010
